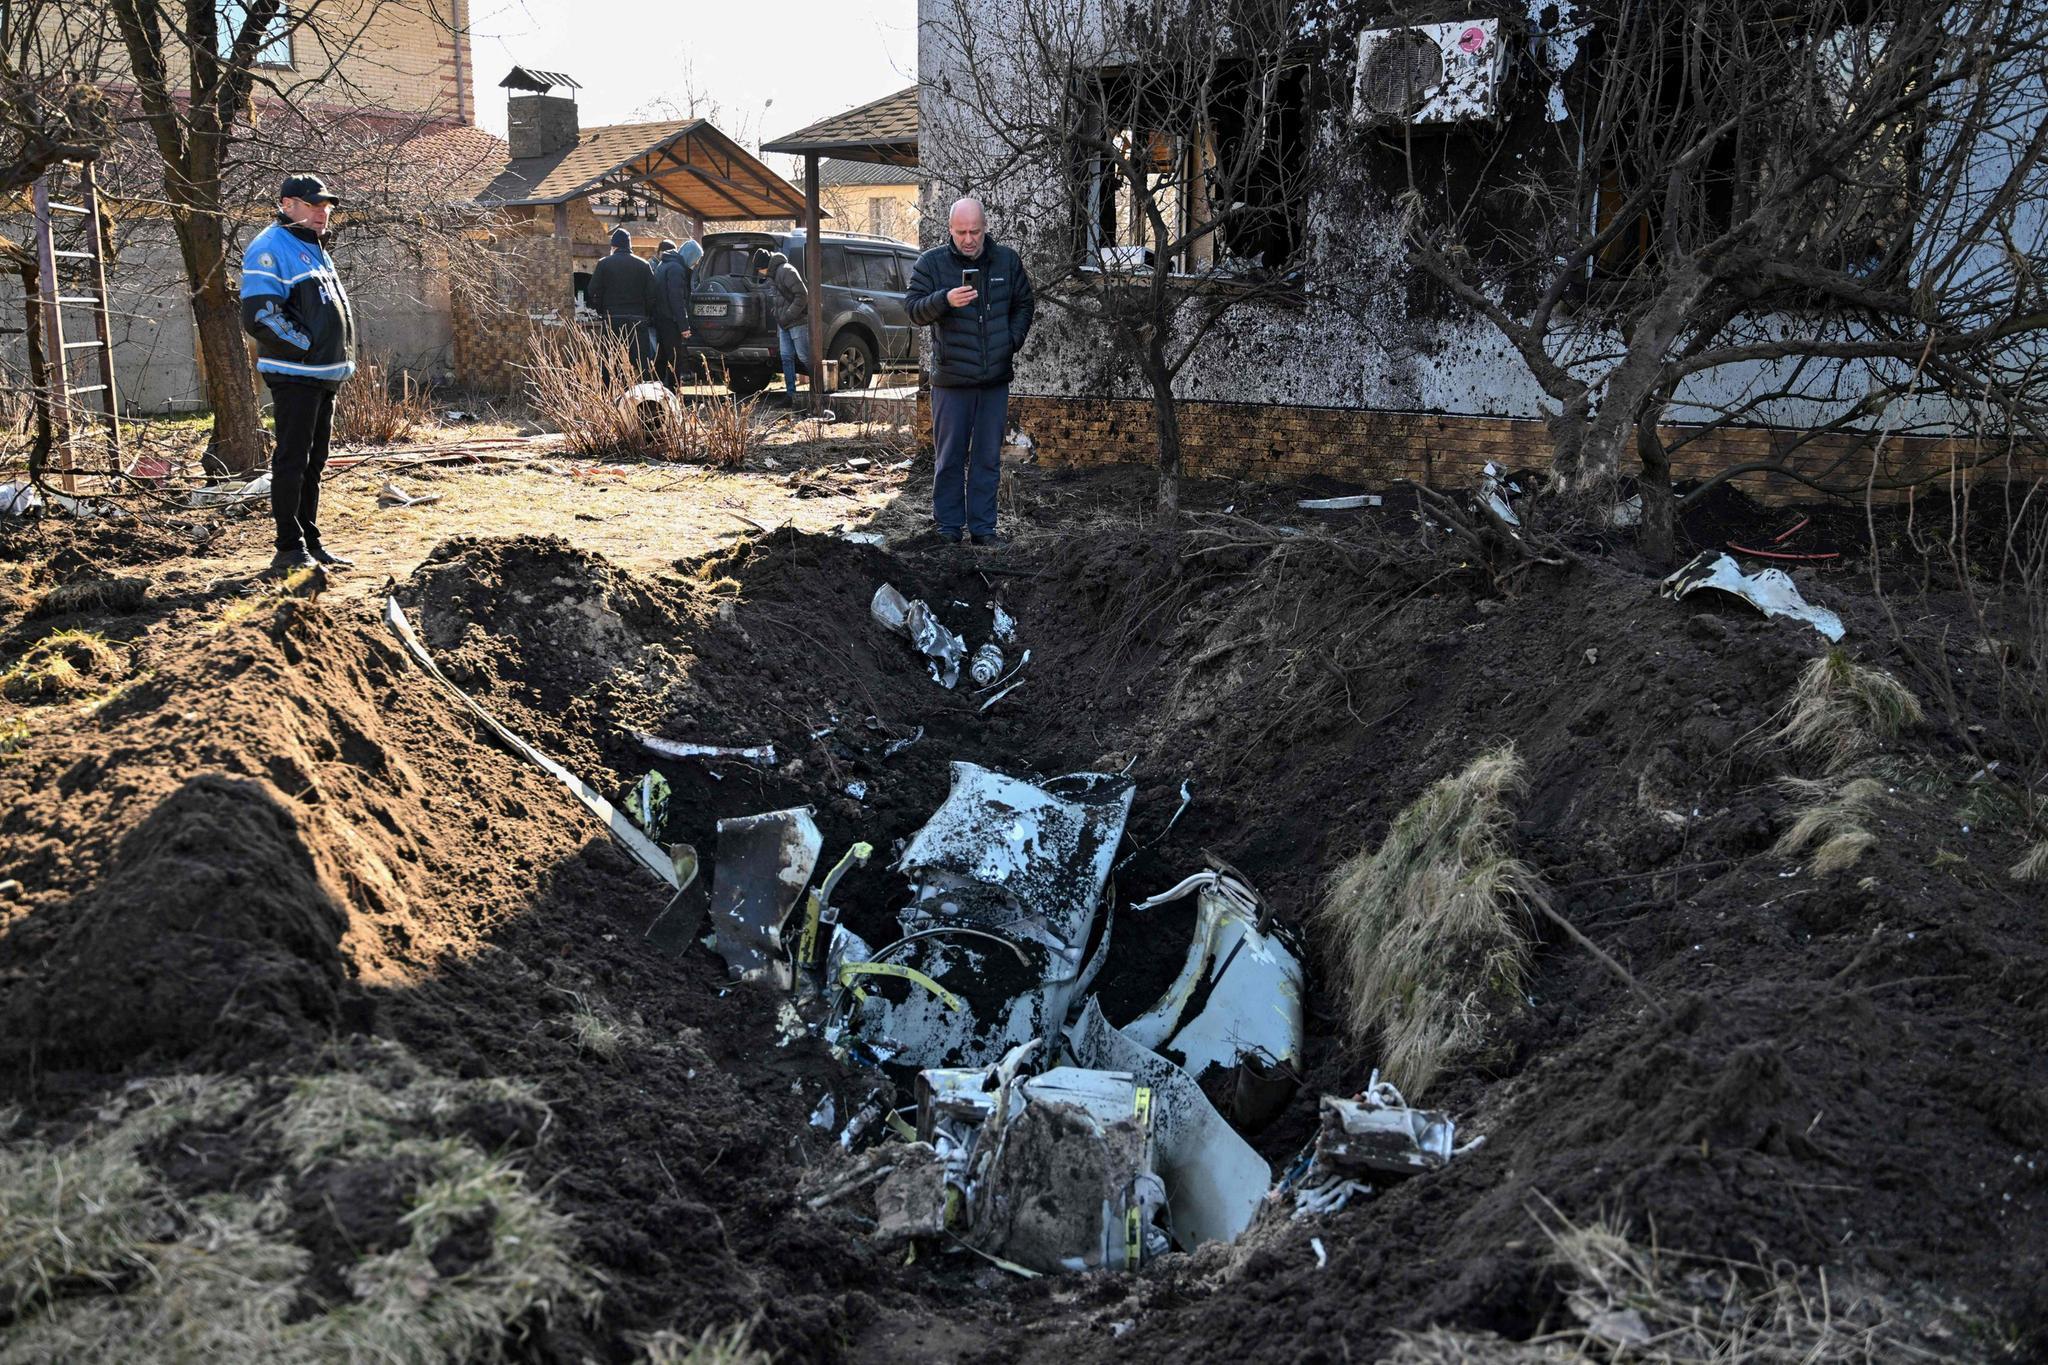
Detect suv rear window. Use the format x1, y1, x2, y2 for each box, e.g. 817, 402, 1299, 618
704, 243, 768, 279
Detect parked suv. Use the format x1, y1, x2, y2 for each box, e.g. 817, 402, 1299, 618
685, 230, 922, 394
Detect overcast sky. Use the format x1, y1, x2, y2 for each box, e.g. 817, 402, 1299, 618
467, 0, 917, 168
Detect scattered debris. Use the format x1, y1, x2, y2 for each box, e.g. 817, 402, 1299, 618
1290, 1072, 1482, 1220
881, 726, 924, 760
1067, 1000, 1271, 1251
837, 530, 887, 546
632, 732, 778, 767
1, 480, 42, 516
377, 479, 442, 508
845, 781, 869, 801
1123, 870, 1303, 1128
624, 770, 671, 835
707, 807, 823, 986
979, 679, 1025, 712
641, 844, 710, 959
969, 642, 1004, 687
1480, 462, 1522, 528
1297, 495, 1383, 511
871, 582, 967, 688
988, 603, 1017, 642
835, 763, 1133, 1070
1662, 551, 1845, 642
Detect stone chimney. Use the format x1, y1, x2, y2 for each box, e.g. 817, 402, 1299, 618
509, 94, 578, 159
501, 68, 581, 159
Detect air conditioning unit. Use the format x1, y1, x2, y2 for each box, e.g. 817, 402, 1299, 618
1354, 19, 1504, 125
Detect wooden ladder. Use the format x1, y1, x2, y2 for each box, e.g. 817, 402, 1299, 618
31, 160, 122, 493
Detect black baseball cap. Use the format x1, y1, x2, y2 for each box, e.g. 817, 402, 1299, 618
278, 174, 342, 205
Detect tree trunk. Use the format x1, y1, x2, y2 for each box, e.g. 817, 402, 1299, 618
1147, 351, 1180, 514
1552, 267, 1705, 493
171, 209, 265, 472
1635, 403, 1676, 566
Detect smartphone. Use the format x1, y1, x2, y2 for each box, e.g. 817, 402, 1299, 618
962, 267, 983, 292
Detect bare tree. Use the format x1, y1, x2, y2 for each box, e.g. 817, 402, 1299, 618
1389, 0, 2048, 561
77, 0, 475, 471
924, 0, 1319, 511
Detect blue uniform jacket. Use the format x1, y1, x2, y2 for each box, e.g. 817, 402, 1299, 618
239, 220, 357, 390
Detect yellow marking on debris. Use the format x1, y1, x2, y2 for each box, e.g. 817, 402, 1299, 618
838, 961, 964, 1011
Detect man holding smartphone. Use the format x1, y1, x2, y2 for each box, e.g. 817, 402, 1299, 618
908, 197, 1035, 545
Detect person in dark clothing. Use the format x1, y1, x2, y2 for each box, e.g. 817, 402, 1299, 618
651, 237, 703, 387
906, 197, 1035, 544
585, 227, 658, 377
767, 250, 811, 406
239, 172, 358, 576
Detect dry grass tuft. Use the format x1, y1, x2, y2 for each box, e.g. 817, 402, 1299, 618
1313, 744, 1541, 1097
2012, 839, 2048, 883
639, 1322, 772, 1364
3, 1045, 586, 1364
524, 327, 756, 465
1764, 650, 1924, 774
333, 353, 435, 446
1388, 1209, 1904, 1362
1774, 776, 1887, 876
0, 629, 124, 700
29, 576, 150, 619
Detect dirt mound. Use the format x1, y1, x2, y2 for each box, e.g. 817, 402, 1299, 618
0, 595, 622, 1074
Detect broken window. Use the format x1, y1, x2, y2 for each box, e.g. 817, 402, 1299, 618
218, 0, 293, 68
1073, 61, 1310, 278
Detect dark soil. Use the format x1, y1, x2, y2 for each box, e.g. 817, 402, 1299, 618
1, 467, 2043, 1361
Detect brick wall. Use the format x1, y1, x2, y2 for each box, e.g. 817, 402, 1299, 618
939, 394, 2038, 503
451, 231, 572, 393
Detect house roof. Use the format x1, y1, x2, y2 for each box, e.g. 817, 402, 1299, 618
813, 158, 920, 189
397, 123, 510, 200
761, 85, 917, 166
474, 118, 808, 220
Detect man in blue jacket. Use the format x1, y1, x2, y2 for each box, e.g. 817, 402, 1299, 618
908, 198, 1034, 544
651, 237, 702, 387
239, 173, 358, 576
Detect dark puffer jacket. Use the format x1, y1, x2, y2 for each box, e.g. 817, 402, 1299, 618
768, 252, 809, 330
586, 243, 657, 321
907, 236, 1034, 388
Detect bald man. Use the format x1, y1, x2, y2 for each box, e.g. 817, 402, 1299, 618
907, 198, 1035, 545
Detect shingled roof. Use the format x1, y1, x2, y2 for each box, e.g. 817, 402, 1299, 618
473, 119, 806, 220
761, 86, 917, 167
813, 158, 920, 189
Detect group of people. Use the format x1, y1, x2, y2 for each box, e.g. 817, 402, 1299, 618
238, 177, 1034, 576
583, 226, 704, 388
586, 228, 814, 403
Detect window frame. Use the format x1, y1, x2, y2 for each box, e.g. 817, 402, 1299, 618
219, 0, 294, 69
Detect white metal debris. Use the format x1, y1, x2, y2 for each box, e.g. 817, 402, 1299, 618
1121, 872, 1304, 1116
1297, 495, 1383, 510
1067, 1000, 1271, 1252
1661, 551, 1846, 642
871, 582, 967, 688
707, 806, 822, 986
632, 731, 778, 767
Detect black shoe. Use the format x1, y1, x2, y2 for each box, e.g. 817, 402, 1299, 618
308, 546, 354, 569
970, 531, 1007, 546
937, 529, 963, 544
264, 547, 318, 577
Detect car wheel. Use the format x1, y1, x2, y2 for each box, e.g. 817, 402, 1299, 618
832, 333, 875, 391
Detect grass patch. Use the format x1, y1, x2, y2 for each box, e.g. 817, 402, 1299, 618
1774, 776, 1887, 876
1387, 1209, 1904, 1362
29, 576, 150, 619
639, 1322, 772, 1364
0, 629, 124, 701
2013, 839, 2048, 883
3, 1043, 587, 1363
1763, 650, 1923, 774
1312, 744, 1541, 1098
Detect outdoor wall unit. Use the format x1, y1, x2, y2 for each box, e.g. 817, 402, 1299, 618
1353, 19, 1504, 125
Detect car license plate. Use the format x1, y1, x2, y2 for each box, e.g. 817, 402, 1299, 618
695, 303, 728, 317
